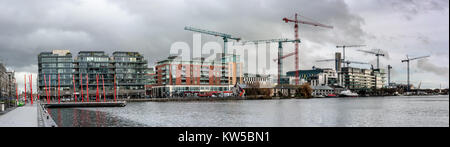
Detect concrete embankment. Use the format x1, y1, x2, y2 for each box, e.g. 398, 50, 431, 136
122, 97, 247, 102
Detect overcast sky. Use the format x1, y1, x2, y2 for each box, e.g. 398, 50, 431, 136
0, 0, 448, 91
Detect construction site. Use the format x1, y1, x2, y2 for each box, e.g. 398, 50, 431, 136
2, 12, 445, 105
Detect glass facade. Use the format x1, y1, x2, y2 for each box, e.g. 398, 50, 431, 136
38, 50, 148, 100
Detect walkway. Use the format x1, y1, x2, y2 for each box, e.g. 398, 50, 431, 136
0, 104, 37, 127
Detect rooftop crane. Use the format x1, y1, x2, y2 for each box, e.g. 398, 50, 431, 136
401, 55, 430, 92
283, 13, 333, 85
184, 26, 241, 85
336, 45, 366, 67
358, 49, 385, 69
239, 38, 300, 85
316, 59, 370, 67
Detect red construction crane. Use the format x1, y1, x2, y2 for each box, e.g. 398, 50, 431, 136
282, 13, 333, 85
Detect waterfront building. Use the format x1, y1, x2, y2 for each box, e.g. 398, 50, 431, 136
38, 50, 148, 100
341, 67, 386, 90
144, 67, 156, 97
286, 67, 341, 86
151, 55, 243, 97
311, 85, 334, 96
38, 50, 74, 100
112, 52, 147, 98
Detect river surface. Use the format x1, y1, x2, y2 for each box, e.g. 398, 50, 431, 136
48, 95, 449, 127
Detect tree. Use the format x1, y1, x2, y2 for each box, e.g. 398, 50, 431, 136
296, 83, 312, 98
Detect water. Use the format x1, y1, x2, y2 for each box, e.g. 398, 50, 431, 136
48, 95, 449, 127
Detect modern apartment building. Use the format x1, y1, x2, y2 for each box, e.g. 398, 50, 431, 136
38, 50, 148, 100
286, 67, 341, 86
151, 54, 243, 97
341, 67, 386, 90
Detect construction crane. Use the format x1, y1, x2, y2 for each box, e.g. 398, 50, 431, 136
184, 26, 241, 85
358, 49, 385, 69
387, 65, 392, 87
283, 13, 333, 85
316, 59, 370, 67
336, 45, 366, 68
238, 38, 300, 85
401, 55, 430, 92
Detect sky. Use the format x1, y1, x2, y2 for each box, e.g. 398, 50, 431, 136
0, 0, 448, 92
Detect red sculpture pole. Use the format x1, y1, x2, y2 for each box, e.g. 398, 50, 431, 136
80, 73, 84, 102
58, 73, 60, 104
73, 75, 77, 102
86, 75, 89, 102
49, 75, 51, 102
58, 73, 61, 104
102, 75, 106, 102
96, 74, 99, 102
15, 83, 18, 102
29, 75, 33, 105
24, 75, 26, 103
114, 74, 117, 102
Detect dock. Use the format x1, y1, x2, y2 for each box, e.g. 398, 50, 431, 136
43, 101, 127, 108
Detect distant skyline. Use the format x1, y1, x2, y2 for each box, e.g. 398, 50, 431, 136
0, 0, 448, 91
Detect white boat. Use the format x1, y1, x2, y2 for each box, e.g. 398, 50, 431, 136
339, 90, 359, 97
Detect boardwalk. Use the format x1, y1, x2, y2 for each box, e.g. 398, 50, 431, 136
0, 104, 37, 127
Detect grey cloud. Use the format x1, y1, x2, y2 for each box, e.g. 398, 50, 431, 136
0, 0, 448, 89
416, 58, 449, 77
381, 0, 449, 20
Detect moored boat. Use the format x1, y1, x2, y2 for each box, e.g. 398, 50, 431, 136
339, 90, 358, 97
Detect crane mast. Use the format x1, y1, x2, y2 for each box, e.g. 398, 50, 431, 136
283, 13, 333, 85
401, 55, 430, 92
239, 38, 300, 85
336, 45, 366, 68
184, 26, 241, 85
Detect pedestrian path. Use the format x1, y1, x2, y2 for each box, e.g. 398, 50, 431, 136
0, 104, 37, 127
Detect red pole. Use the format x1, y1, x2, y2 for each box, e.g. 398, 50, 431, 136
86, 75, 89, 102
49, 75, 51, 102
15, 82, 18, 102
96, 74, 99, 102
44, 74, 49, 104
24, 75, 27, 103
29, 75, 33, 105
73, 75, 77, 102
80, 73, 84, 102
114, 74, 116, 102
58, 73, 60, 104
102, 75, 106, 102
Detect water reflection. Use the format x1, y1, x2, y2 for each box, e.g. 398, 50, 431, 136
48, 108, 147, 127
49, 95, 449, 127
